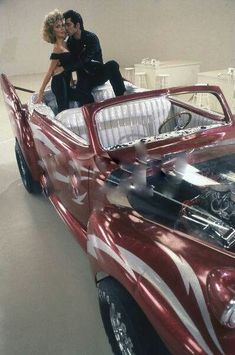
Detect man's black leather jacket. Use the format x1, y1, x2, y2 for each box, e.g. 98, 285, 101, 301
64, 29, 104, 74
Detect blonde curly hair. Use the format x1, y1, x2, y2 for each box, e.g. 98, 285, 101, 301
42, 9, 64, 44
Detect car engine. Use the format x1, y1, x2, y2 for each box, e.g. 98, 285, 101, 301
178, 183, 235, 249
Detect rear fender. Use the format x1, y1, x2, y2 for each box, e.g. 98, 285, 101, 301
0, 73, 41, 181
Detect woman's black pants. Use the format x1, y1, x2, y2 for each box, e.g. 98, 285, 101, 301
51, 73, 70, 113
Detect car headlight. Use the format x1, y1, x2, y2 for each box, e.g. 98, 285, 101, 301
207, 267, 235, 328
220, 297, 235, 328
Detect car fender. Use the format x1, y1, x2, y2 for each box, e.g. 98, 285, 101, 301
87, 206, 227, 355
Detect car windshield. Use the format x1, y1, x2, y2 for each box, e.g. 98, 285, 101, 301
169, 91, 225, 116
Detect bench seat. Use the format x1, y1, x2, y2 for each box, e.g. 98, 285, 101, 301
95, 96, 171, 148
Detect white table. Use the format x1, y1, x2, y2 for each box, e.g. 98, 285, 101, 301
198, 69, 235, 112
134, 60, 200, 89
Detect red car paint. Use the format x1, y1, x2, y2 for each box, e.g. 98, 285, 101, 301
1, 73, 235, 354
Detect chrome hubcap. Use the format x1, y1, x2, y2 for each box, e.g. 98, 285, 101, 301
109, 302, 135, 355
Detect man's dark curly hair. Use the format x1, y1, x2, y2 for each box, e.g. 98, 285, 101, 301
63, 10, 84, 30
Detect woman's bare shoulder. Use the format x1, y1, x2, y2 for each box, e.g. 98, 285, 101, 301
53, 44, 69, 53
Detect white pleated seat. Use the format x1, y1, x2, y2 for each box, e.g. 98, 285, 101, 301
91, 80, 142, 102
32, 81, 142, 116
56, 108, 88, 140
95, 96, 171, 149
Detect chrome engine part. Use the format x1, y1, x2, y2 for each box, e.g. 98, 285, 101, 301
179, 187, 235, 249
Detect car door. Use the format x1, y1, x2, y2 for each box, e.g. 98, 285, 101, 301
29, 110, 93, 230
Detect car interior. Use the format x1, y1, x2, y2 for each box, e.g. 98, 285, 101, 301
29, 82, 227, 150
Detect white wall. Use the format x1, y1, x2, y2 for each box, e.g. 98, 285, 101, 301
1, 0, 235, 76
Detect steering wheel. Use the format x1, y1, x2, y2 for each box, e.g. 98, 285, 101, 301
159, 111, 192, 134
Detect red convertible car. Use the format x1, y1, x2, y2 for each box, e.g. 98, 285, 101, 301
1, 73, 235, 355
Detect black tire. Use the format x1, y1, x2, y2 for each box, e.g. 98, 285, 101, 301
15, 141, 41, 194
98, 277, 170, 355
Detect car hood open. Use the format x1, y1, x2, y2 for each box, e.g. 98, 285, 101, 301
106, 139, 235, 250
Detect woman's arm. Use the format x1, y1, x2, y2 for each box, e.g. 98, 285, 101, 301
35, 59, 59, 103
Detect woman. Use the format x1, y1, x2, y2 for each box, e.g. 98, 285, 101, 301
36, 9, 72, 113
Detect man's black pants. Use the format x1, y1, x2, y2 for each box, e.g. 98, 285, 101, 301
71, 60, 126, 106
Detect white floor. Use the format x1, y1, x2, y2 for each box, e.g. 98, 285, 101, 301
0, 74, 111, 354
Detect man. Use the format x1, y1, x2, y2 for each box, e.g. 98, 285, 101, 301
63, 10, 125, 106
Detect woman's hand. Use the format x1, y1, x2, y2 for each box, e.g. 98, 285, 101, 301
34, 92, 44, 104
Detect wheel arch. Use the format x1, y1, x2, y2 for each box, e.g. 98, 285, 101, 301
97, 274, 171, 355
95, 271, 110, 284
